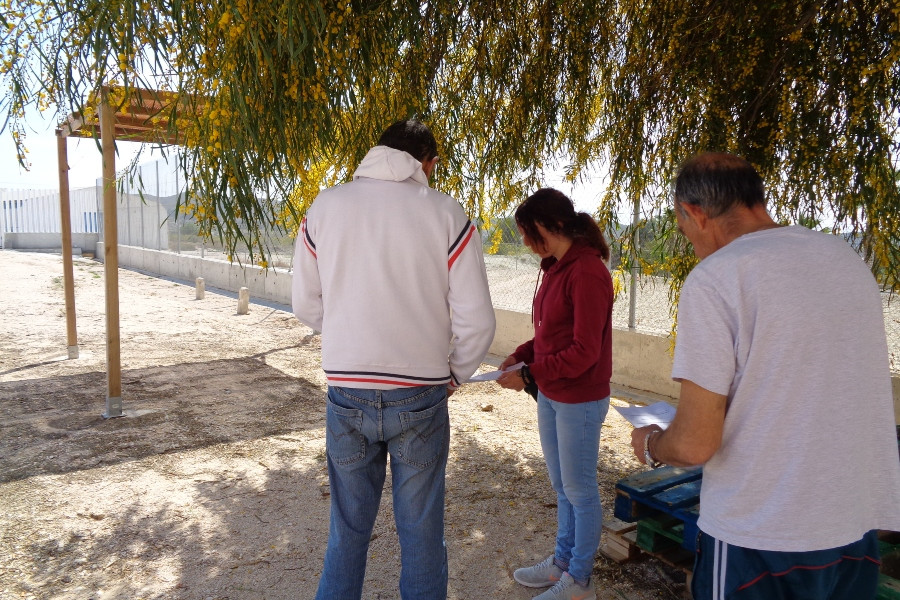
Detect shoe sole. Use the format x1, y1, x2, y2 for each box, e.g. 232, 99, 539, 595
513, 574, 559, 588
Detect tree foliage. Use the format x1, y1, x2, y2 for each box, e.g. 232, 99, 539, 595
2, 0, 898, 285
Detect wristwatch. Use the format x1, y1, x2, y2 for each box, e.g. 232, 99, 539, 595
643, 431, 664, 469
519, 365, 539, 400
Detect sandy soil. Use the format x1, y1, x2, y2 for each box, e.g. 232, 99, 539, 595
0, 250, 689, 600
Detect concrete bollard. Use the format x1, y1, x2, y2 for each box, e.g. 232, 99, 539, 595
195, 277, 205, 300
237, 287, 250, 314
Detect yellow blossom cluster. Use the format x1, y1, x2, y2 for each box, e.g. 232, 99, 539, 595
1, 0, 897, 286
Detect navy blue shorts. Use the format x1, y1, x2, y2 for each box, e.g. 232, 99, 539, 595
691, 529, 880, 600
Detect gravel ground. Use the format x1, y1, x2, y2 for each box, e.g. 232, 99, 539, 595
0, 250, 682, 600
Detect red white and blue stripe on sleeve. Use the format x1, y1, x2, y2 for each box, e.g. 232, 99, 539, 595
301, 218, 316, 258
448, 220, 475, 269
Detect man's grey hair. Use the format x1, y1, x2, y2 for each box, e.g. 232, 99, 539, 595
674, 152, 766, 219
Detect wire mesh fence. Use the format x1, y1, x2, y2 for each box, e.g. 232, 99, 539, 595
2, 153, 677, 334
480, 216, 677, 334
9, 153, 900, 366
111, 153, 679, 333
115, 152, 207, 256
97, 152, 290, 267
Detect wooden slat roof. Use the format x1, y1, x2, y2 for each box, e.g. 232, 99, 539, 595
56, 85, 184, 145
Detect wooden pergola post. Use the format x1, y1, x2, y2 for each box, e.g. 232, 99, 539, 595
56, 84, 183, 417
100, 88, 123, 418
56, 135, 79, 359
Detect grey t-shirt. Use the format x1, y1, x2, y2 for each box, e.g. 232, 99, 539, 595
673, 225, 900, 551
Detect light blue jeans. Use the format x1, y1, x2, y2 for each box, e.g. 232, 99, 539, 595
537, 390, 609, 583
315, 385, 450, 600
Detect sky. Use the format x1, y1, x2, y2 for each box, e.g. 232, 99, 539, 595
0, 108, 151, 191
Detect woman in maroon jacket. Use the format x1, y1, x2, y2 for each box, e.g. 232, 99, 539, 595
497, 188, 613, 600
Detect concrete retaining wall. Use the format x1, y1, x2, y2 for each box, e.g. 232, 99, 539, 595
98, 242, 900, 420
6, 232, 99, 253
110, 244, 293, 306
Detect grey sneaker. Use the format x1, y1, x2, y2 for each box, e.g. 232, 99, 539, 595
513, 555, 564, 588
532, 572, 595, 600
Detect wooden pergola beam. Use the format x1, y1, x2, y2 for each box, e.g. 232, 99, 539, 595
57, 85, 188, 144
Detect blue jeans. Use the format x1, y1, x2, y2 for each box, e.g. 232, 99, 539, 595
315, 385, 450, 600
537, 390, 609, 583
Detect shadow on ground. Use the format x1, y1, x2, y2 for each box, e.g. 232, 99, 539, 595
0, 359, 687, 599
0, 357, 322, 484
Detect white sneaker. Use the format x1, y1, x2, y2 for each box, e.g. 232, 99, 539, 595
532, 572, 595, 600
513, 555, 564, 588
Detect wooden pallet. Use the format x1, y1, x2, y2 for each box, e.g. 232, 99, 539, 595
600, 522, 695, 573
614, 465, 702, 552
879, 574, 900, 600
879, 531, 900, 600
599, 516, 639, 562
613, 465, 900, 595
612, 465, 900, 593
637, 514, 684, 551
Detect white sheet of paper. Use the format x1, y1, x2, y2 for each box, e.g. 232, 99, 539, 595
613, 402, 676, 429
466, 361, 526, 382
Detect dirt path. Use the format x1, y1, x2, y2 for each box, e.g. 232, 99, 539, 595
0, 250, 687, 600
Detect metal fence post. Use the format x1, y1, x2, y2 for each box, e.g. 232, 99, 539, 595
628, 198, 639, 330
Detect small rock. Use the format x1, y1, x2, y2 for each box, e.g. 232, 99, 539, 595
480, 404, 494, 412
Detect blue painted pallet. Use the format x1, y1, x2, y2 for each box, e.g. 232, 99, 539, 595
614, 465, 702, 552
673, 504, 701, 552
614, 465, 701, 520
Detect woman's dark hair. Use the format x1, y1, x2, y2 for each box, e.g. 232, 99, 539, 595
515, 188, 609, 261
377, 120, 438, 162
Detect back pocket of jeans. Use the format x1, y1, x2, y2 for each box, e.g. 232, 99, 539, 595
397, 398, 449, 469
326, 398, 365, 466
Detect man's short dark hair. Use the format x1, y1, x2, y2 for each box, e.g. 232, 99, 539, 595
377, 120, 438, 162
674, 152, 766, 218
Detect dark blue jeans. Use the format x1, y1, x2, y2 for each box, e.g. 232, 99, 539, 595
315, 385, 450, 600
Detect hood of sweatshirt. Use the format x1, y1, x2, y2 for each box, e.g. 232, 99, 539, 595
539, 241, 603, 273
352, 146, 430, 187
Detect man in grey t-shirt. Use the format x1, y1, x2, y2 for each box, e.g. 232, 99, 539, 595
630, 152, 900, 600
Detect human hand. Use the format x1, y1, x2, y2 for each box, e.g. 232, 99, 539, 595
497, 368, 525, 391
630, 424, 663, 465
446, 385, 456, 398
498, 355, 518, 371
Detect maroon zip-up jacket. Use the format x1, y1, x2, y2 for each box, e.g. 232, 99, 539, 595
509, 242, 613, 403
